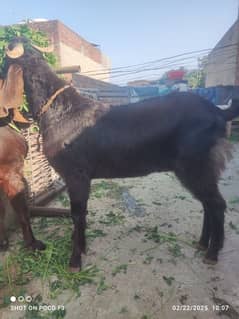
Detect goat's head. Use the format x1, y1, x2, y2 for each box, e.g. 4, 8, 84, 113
3, 37, 57, 118
0, 37, 48, 123
5, 37, 53, 69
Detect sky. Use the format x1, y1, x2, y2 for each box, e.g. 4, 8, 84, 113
0, 0, 238, 85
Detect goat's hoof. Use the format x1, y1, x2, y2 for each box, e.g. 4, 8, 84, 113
69, 266, 81, 273
0, 239, 9, 251
69, 255, 82, 271
28, 240, 46, 251
203, 251, 218, 265
203, 257, 217, 265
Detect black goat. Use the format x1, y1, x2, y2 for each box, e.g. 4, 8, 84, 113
4, 37, 239, 271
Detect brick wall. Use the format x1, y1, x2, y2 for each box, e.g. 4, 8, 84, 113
205, 20, 239, 87
57, 21, 102, 65
28, 20, 111, 79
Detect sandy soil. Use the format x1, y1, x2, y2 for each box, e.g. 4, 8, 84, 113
1, 144, 239, 319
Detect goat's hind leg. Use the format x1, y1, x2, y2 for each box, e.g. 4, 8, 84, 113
11, 192, 46, 250
9, 178, 45, 251
0, 192, 9, 250
175, 158, 226, 264
196, 205, 211, 251
66, 173, 90, 271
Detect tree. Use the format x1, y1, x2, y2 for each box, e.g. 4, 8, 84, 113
186, 69, 205, 88
186, 56, 207, 88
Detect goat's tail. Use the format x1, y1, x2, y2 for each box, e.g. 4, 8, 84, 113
209, 138, 233, 181
217, 99, 239, 121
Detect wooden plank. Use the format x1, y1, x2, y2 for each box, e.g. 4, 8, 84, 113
33, 184, 66, 206
30, 206, 70, 218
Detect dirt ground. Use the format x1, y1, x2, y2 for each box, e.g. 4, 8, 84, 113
1, 143, 239, 319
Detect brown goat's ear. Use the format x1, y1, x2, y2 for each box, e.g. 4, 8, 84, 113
0, 64, 28, 122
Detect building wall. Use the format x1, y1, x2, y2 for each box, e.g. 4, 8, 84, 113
29, 20, 111, 81
205, 20, 239, 87
59, 42, 110, 81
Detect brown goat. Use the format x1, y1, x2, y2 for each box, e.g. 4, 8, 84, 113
0, 126, 45, 251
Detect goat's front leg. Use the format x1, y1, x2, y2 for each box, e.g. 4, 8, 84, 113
0, 194, 9, 251
10, 191, 46, 251
67, 173, 90, 272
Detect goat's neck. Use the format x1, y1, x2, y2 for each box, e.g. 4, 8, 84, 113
22, 60, 110, 157
23, 63, 65, 121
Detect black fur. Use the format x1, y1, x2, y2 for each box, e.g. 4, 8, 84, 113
5, 38, 239, 269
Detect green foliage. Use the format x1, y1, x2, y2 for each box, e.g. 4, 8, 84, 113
0, 229, 99, 302
162, 275, 175, 286
96, 276, 109, 294
185, 56, 207, 88
0, 23, 57, 128
186, 69, 205, 88
112, 264, 128, 276
0, 24, 57, 72
99, 211, 125, 225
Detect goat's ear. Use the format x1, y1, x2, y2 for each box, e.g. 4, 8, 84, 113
0, 64, 28, 123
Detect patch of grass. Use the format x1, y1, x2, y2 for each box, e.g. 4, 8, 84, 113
0, 294, 12, 309
34, 217, 71, 232
49, 280, 66, 299
86, 229, 107, 240
96, 276, 109, 295
112, 264, 128, 277
144, 226, 194, 248
24, 294, 66, 319
56, 193, 70, 208
229, 197, 239, 205
229, 134, 239, 143
229, 221, 239, 234
168, 243, 183, 257
91, 180, 126, 201
175, 195, 187, 200
99, 211, 125, 226
152, 201, 162, 206
119, 306, 128, 314
91, 181, 112, 198
144, 226, 162, 243
134, 293, 140, 300
0, 228, 99, 303
163, 275, 175, 286
143, 255, 154, 264
144, 227, 178, 244
127, 225, 144, 234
